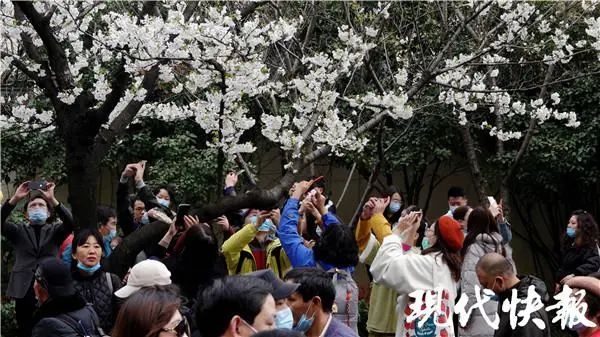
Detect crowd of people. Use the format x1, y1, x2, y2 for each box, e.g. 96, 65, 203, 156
2, 161, 600, 337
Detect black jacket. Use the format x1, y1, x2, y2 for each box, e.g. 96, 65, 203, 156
31, 294, 102, 337
556, 242, 600, 282
72, 269, 121, 333
1, 201, 74, 298
495, 275, 551, 337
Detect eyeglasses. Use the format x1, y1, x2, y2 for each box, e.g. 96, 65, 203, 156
162, 315, 189, 337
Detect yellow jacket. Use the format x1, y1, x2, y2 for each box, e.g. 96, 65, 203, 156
221, 224, 292, 278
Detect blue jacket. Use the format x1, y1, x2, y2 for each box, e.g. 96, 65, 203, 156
278, 198, 353, 273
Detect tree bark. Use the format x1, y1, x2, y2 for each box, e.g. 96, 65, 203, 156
65, 140, 101, 229
461, 123, 487, 204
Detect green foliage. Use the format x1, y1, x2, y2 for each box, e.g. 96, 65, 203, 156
104, 118, 233, 204
0, 301, 17, 337
0, 128, 66, 185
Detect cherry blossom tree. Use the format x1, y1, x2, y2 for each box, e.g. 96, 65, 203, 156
2, 0, 599, 239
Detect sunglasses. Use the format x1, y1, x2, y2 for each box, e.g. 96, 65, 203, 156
162, 315, 189, 337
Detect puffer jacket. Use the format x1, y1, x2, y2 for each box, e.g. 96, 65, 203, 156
72, 269, 121, 333
460, 232, 515, 337
495, 275, 551, 337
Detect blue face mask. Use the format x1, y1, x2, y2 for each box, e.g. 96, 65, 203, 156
141, 212, 150, 225
248, 215, 258, 225
77, 261, 101, 273
421, 237, 431, 250
566, 227, 576, 238
449, 205, 458, 214
156, 197, 170, 208
104, 228, 117, 241
389, 202, 402, 213
29, 209, 48, 225
275, 307, 294, 330
258, 219, 275, 232
293, 303, 315, 333
486, 278, 501, 302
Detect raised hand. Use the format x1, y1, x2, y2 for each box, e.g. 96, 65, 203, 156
40, 182, 59, 207
270, 209, 281, 227
215, 215, 231, 231
122, 164, 137, 178
312, 190, 327, 215
292, 180, 314, 199
225, 172, 238, 188
9, 181, 30, 205
372, 197, 390, 215
134, 160, 147, 182
183, 215, 200, 230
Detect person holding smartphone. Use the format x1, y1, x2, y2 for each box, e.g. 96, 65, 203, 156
1, 180, 74, 337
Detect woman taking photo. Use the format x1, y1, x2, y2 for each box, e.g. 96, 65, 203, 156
371, 214, 464, 337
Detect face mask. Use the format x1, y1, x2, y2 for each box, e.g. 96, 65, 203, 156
141, 212, 150, 225
77, 261, 101, 273
29, 209, 48, 225
248, 215, 258, 225
241, 319, 258, 334
293, 303, 315, 333
421, 237, 431, 250
487, 278, 501, 302
157, 197, 170, 208
275, 307, 294, 330
566, 227, 576, 238
104, 228, 117, 241
389, 202, 402, 213
449, 205, 458, 214
258, 219, 275, 232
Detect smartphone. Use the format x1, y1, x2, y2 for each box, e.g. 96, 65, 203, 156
175, 204, 191, 231
29, 180, 47, 191
488, 196, 500, 217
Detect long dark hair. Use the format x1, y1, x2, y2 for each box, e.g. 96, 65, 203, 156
112, 287, 181, 337
422, 220, 463, 281
565, 210, 600, 249
383, 185, 404, 224
314, 224, 359, 268
461, 207, 505, 258
168, 223, 226, 300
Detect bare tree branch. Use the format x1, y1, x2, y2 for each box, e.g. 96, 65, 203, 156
502, 63, 556, 186
15, 1, 72, 89
93, 65, 160, 162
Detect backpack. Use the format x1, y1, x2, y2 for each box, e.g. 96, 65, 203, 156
54, 305, 109, 337
327, 268, 359, 333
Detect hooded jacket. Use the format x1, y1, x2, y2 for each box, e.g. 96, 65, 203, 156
495, 275, 551, 337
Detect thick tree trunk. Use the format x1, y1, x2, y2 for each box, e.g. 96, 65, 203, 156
65, 143, 100, 229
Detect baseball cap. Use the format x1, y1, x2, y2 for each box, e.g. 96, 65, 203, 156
115, 260, 172, 298
35, 257, 76, 298
247, 269, 299, 300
